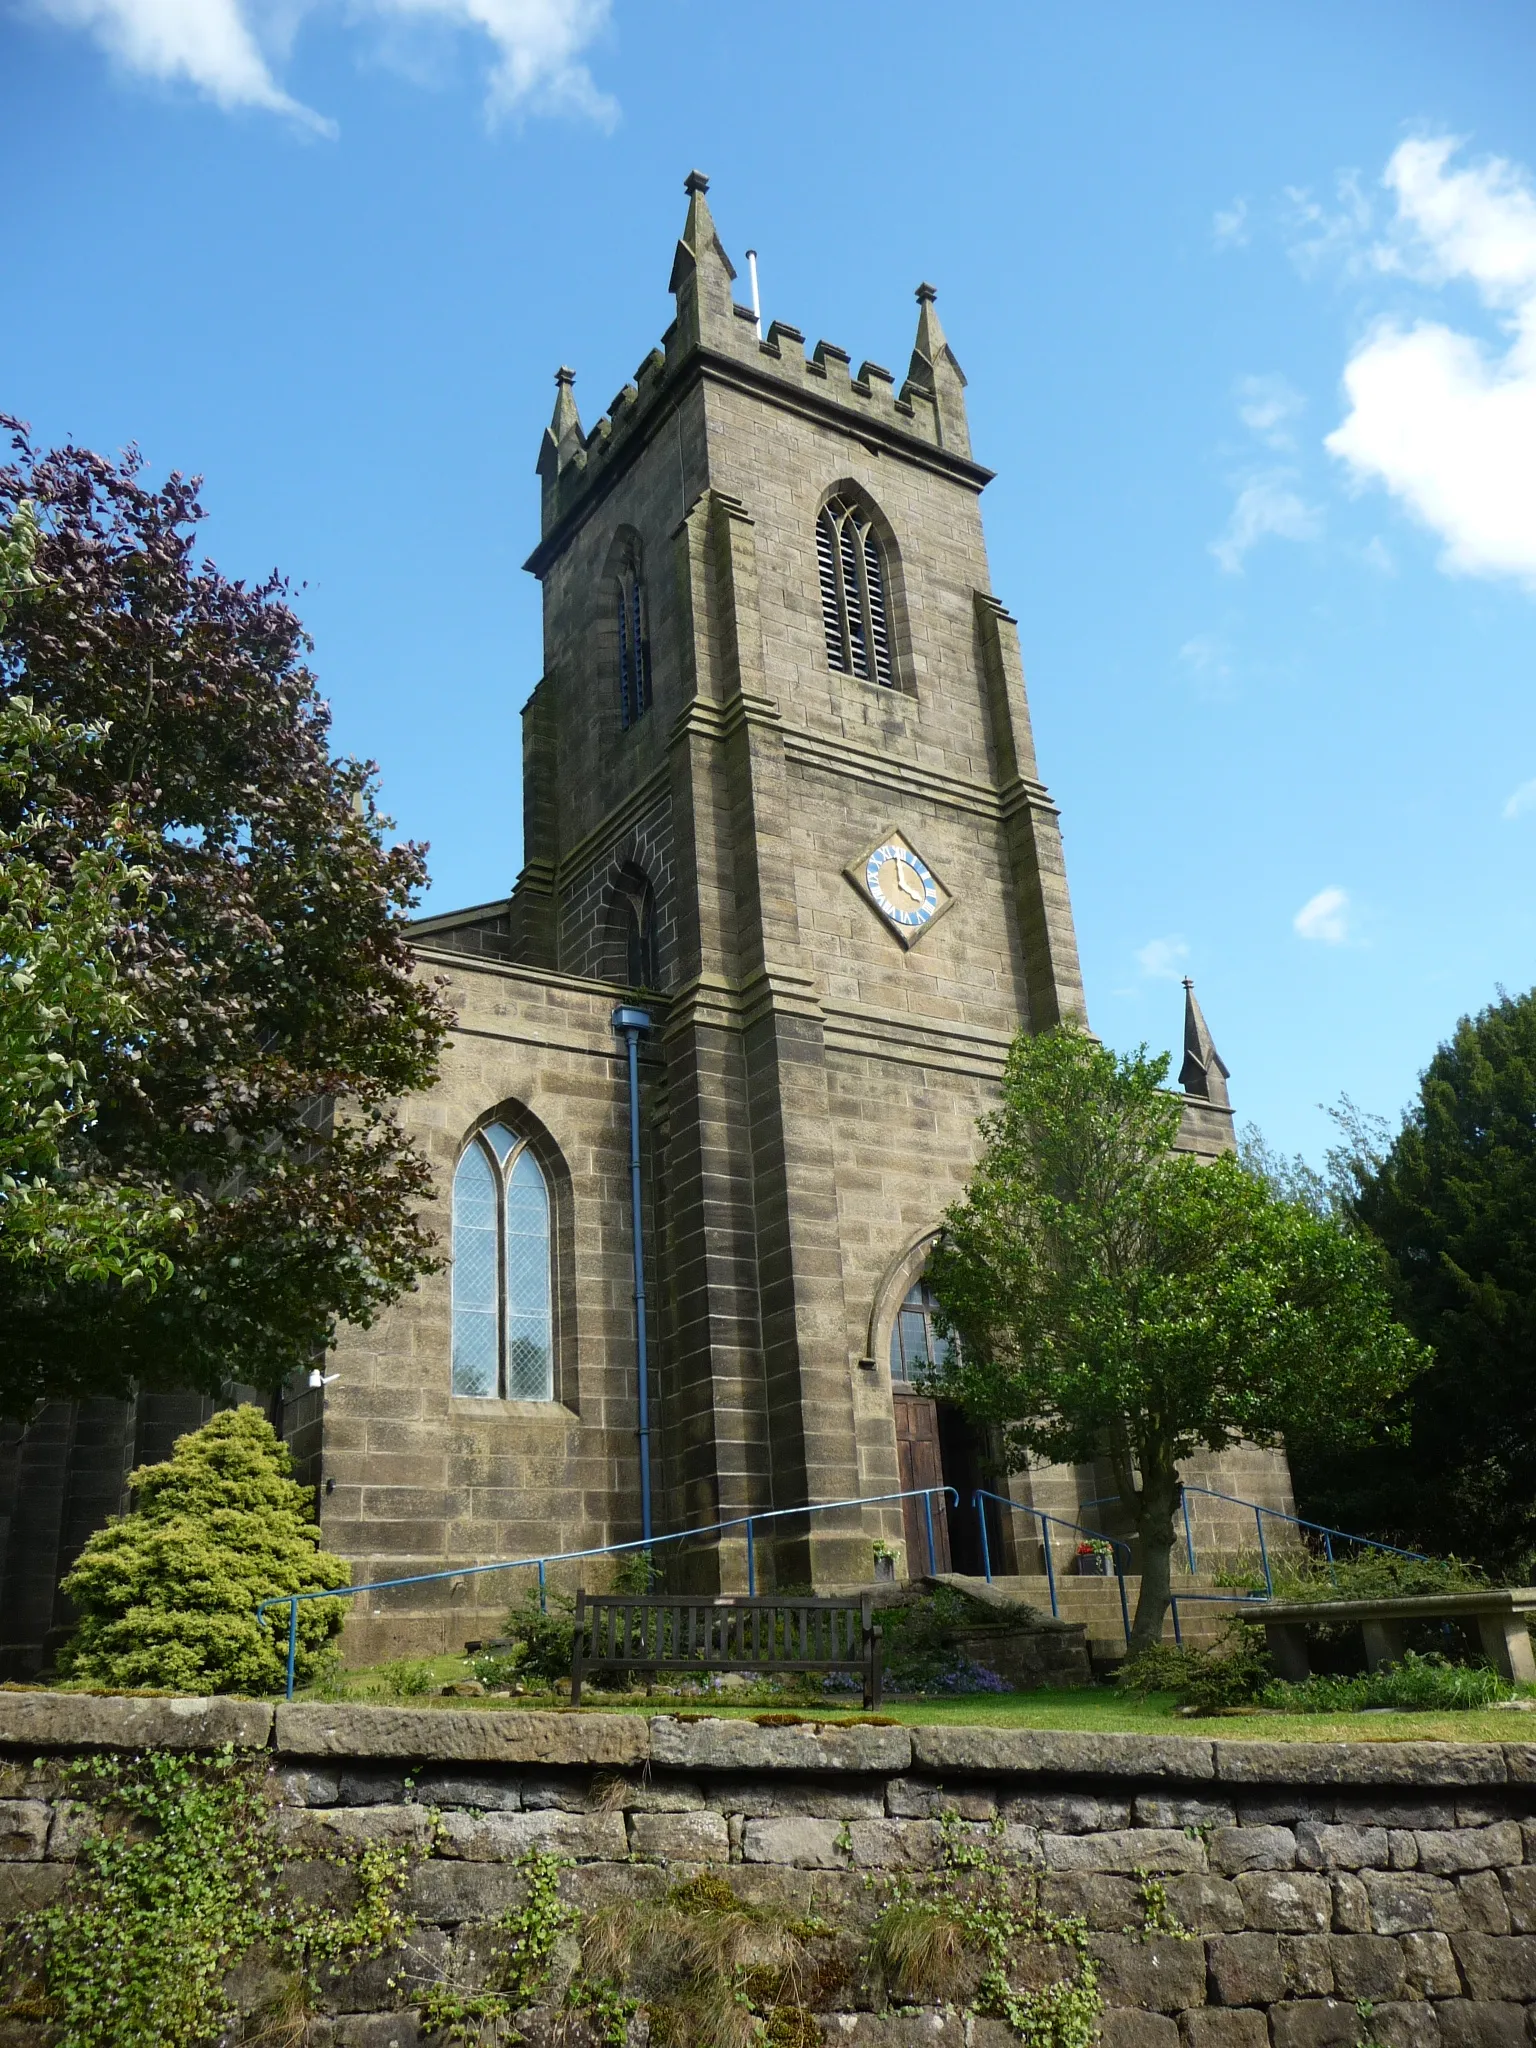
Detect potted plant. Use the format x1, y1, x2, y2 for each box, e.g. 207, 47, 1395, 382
1074, 1539, 1113, 1577
872, 1539, 898, 1584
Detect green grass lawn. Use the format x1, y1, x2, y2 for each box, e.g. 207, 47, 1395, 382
307, 1656, 1535, 1744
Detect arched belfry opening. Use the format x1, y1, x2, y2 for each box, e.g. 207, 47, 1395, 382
605, 864, 659, 991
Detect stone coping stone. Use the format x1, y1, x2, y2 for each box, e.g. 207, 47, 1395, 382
274, 1706, 647, 1765
648, 1717, 911, 1773
1212, 1742, 1508, 1787
909, 1728, 1219, 1780
0, 1694, 272, 1751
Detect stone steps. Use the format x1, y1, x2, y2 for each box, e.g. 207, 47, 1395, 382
955, 1572, 1258, 1659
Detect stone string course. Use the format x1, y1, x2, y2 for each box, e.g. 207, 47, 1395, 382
5, 1701, 1536, 2043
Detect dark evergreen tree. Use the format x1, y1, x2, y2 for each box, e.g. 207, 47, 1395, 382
1292, 989, 1536, 1574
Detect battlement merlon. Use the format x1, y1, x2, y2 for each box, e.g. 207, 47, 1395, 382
526, 171, 992, 571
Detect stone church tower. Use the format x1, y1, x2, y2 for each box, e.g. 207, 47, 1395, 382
0, 173, 1291, 1673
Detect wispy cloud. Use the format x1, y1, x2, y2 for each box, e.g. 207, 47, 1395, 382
1211, 473, 1323, 575
1236, 373, 1306, 450
1326, 135, 1536, 591
30, 0, 617, 127
1178, 633, 1231, 680
1294, 887, 1350, 944
1283, 171, 1374, 278
1213, 198, 1249, 251
1136, 936, 1190, 980
1504, 778, 1536, 820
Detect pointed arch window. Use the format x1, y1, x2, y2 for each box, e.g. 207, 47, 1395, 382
816, 496, 894, 686
452, 1123, 553, 1401
889, 1279, 958, 1384
617, 553, 653, 731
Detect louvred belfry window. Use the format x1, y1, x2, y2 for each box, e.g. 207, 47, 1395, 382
451, 1123, 554, 1401
816, 497, 894, 686
617, 558, 653, 730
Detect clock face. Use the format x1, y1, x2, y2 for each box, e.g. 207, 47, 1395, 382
866, 841, 940, 931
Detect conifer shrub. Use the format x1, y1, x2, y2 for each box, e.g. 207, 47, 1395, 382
57, 1406, 349, 1696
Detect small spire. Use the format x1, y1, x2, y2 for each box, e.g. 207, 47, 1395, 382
536, 365, 585, 500
551, 365, 580, 441
904, 282, 971, 457
669, 167, 737, 346
1179, 977, 1231, 1110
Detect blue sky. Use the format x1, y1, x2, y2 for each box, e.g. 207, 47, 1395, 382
4, 1, 1534, 1165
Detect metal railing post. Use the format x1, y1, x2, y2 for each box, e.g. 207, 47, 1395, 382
923, 1492, 937, 1575
1256, 1508, 1273, 1596
1113, 1547, 1132, 1647
1182, 1491, 1196, 1574
538, 1560, 547, 1612
975, 1492, 993, 1584
1170, 1596, 1182, 1647
1323, 1530, 1336, 1587
1038, 1510, 1059, 1617
286, 1599, 299, 1701
746, 1518, 756, 1597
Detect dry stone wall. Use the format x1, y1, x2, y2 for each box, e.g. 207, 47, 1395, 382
3, 1699, 1536, 2043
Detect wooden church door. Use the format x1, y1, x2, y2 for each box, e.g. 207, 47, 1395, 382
892, 1390, 951, 1575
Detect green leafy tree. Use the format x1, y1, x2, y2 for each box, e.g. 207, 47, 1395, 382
925, 1026, 1427, 1651
0, 420, 449, 1410
1292, 990, 1536, 1573
57, 1405, 348, 1695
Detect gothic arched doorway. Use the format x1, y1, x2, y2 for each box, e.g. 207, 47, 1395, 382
888, 1280, 1002, 1578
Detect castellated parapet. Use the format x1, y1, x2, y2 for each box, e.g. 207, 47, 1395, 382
531, 170, 983, 556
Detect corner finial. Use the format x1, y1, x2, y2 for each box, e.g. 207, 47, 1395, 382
905, 281, 970, 456
669, 168, 736, 339
554, 365, 575, 388
1179, 978, 1231, 1110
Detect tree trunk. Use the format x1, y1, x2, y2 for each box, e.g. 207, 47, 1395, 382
1129, 1474, 1180, 1656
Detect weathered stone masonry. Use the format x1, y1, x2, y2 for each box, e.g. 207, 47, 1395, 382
4, 1699, 1536, 2042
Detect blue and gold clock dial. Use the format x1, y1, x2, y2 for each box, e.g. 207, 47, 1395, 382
866, 841, 940, 931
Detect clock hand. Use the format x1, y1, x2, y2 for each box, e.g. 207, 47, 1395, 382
892, 857, 925, 902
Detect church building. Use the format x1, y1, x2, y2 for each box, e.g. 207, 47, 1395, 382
0, 173, 1293, 1673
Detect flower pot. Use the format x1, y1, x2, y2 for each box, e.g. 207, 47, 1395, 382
874, 1555, 896, 1583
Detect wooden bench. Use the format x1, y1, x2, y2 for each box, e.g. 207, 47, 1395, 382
1256, 1588, 1536, 1684
570, 1590, 882, 1707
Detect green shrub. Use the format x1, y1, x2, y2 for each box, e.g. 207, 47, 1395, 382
57, 1406, 348, 1696
1263, 1650, 1516, 1714
1214, 1548, 1485, 1601
1117, 1622, 1272, 1712
490, 1584, 579, 1685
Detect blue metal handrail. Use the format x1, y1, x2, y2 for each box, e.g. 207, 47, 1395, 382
257, 1483, 958, 1699
1081, 1485, 1428, 1598
972, 1488, 1133, 1648
1177, 1484, 1429, 1593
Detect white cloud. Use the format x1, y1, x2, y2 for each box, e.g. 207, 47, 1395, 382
34, 0, 325, 124
1213, 198, 1249, 250
31, 0, 616, 125
1237, 374, 1305, 450
1210, 472, 1323, 574
1136, 936, 1189, 980
1326, 135, 1536, 589
1293, 887, 1350, 944
1503, 778, 1536, 820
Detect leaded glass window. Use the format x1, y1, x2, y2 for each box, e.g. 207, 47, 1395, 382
451, 1124, 554, 1401
889, 1279, 956, 1384
816, 497, 894, 686
617, 559, 652, 731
